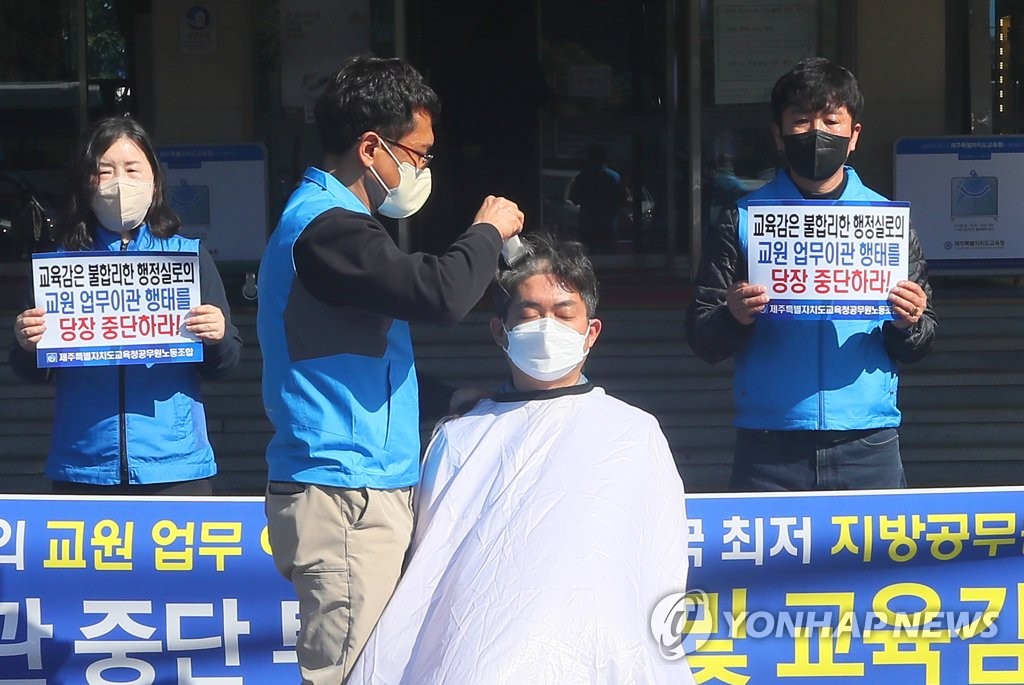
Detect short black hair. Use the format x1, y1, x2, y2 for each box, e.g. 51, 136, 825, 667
314, 54, 442, 155
57, 116, 179, 250
770, 57, 864, 126
494, 232, 599, 320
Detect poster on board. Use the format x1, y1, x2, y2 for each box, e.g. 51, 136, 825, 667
713, 0, 816, 104
894, 136, 1024, 273
158, 144, 268, 264
280, 0, 370, 119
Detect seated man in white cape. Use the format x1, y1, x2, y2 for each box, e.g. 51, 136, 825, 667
349, 232, 695, 684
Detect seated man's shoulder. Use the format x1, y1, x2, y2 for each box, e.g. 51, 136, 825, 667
437, 388, 663, 436
588, 385, 632, 406
587, 387, 663, 429
432, 398, 504, 433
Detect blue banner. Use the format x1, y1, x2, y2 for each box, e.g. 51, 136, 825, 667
894, 136, 1024, 157
760, 300, 894, 321
0, 496, 296, 684
680, 488, 1024, 684
1, 488, 1022, 683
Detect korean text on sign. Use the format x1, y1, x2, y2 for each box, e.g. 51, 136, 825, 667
746, 200, 910, 320
31, 251, 203, 368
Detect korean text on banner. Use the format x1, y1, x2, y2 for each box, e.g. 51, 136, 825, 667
0, 488, 1023, 683
746, 200, 910, 320
679, 487, 1024, 685
32, 251, 203, 368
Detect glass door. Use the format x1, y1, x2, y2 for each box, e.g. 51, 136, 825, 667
693, 0, 847, 262
539, 0, 669, 261
0, 0, 133, 261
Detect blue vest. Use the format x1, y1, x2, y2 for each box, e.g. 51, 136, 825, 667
258, 167, 420, 489
733, 169, 901, 430
47, 225, 215, 485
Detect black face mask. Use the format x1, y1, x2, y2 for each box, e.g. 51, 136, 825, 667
782, 129, 851, 182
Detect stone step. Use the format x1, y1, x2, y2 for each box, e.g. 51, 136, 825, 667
2, 293, 1023, 494
1, 369, 1019, 414
6, 444, 1011, 497
3, 353, 1022, 393
230, 299, 1024, 342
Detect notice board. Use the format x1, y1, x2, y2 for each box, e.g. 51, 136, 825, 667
894, 136, 1024, 274
158, 143, 268, 264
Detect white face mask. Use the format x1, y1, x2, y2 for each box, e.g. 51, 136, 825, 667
504, 317, 591, 382
91, 177, 154, 233
369, 140, 432, 219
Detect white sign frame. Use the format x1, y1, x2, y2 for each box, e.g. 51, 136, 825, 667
746, 200, 909, 320
32, 251, 202, 368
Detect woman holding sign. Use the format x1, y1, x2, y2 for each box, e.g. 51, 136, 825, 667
8, 116, 242, 495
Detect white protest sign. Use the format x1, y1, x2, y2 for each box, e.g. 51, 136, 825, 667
746, 200, 910, 320
32, 251, 203, 368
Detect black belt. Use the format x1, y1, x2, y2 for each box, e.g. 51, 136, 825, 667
737, 427, 889, 446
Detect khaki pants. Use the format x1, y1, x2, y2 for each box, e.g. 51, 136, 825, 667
265, 483, 414, 685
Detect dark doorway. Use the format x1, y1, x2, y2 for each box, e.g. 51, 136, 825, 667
405, 0, 547, 253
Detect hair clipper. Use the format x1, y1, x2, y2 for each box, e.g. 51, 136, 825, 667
500, 234, 527, 268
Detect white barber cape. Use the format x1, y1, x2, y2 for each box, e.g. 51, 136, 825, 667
349, 383, 696, 684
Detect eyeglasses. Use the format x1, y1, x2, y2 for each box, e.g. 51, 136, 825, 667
382, 137, 434, 168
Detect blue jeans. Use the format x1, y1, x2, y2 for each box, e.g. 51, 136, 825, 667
730, 428, 906, 492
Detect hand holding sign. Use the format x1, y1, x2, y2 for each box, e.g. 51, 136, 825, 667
888, 279, 928, 329
727, 281, 770, 325
13, 307, 46, 352
185, 304, 226, 343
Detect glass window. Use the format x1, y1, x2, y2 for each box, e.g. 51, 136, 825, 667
86, 0, 133, 118
253, 0, 398, 226
0, 0, 81, 173
698, 0, 844, 232
0, 1, 81, 260
993, 0, 1024, 132
540, 0, 668, 256
0, 0, 135, 261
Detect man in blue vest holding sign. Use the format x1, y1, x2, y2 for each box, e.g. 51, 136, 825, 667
686, 57, 937, 492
